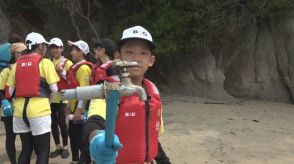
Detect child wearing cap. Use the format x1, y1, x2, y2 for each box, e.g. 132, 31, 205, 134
67, 40, 92, 163
6, 32, 60, 164
0, 42, 27, 164
79, 38, 119, 163
48, 37, 73, 159
82, 26, 169, 164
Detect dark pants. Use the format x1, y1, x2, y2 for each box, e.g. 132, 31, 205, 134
68, 120, 84, 162
155, 142, 171, 164
18, 132, 50, 164
2, 117, 17, 164
51, 103, 68, 146
80, 116, 104, 164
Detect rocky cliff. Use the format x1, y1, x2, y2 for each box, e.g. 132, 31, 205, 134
158, 11, 294, 103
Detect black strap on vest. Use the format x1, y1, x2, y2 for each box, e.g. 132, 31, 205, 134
144, 85, 151, 162
144, 98, 150, 162
22, 97, 30, 127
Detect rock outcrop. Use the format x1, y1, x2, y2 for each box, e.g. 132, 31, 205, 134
159, 11, 294, 103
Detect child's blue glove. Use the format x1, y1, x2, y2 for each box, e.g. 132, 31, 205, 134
89, 130, 122, 164
1, 99, 13, 117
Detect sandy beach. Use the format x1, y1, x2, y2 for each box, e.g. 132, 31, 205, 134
1, 96, 294, 164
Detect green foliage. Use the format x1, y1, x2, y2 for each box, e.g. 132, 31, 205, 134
1, 0, 293, 56
110, 0, 294, 56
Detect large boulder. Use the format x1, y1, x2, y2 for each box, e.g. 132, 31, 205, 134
158, 49, 233, 100
222, 21, 291, 102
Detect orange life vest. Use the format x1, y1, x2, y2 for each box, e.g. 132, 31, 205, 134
116, 79, 162, 163
66, 61, 92, 89
15, 53, 49, 98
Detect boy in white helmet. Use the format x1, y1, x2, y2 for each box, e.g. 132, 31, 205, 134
83, 26, 170, 164
6, 32, 59, 164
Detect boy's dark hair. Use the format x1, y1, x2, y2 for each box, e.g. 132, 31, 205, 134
118, 39, 154, 53
8, 34, 24, 44
92, 37, 115, 57
85, 53, 96, 63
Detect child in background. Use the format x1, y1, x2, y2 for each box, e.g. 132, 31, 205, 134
0, 42, 27, 164
48, 38, 72, 159
67, 40, 92, 164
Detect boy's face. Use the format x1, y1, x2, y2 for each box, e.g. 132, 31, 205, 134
70, 46, 83, 62
49, 45, 63, 59
119, 39, 155, 79
93, 46, 105, 60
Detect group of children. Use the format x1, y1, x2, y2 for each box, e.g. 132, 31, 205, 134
0, 26, 171, 164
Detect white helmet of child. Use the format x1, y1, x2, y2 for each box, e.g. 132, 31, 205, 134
120, 26, 156, 49
25, 32, 49, 50
49, 38, 63, 47
68, 40, 89, 54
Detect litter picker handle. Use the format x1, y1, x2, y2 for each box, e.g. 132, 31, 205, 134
105, 90, 120, 147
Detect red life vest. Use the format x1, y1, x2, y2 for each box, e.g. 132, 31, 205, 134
66, 61, 92, 89
91, 63, 101, 85
55, 57, 69, 90
91, 63, 100, 79
15, 53, 49, 98
91, 60, 115, 84
116, 79, 162, 163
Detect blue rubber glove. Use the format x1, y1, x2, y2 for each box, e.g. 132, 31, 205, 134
89, 130, 123, 164
1, 99, 13, 117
